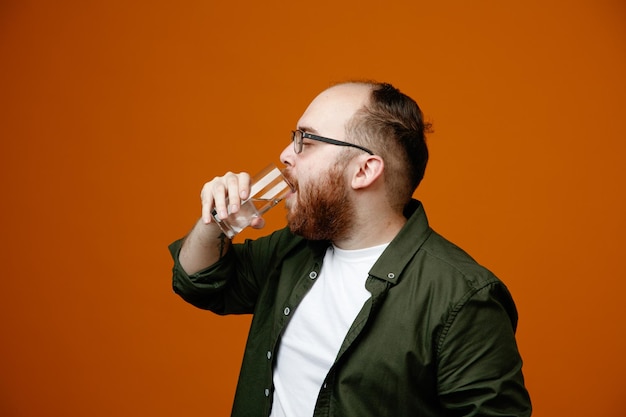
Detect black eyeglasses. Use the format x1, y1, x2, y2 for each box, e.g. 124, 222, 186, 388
291, 129, 374, 155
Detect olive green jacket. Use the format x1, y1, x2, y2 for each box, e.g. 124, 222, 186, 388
169, 200, 531, 416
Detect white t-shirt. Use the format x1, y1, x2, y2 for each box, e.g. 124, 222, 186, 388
270, 242, 389, 417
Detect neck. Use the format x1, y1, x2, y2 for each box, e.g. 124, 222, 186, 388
332, 208, 406, 250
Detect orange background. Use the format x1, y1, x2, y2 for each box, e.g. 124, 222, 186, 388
1, 0, 625, 416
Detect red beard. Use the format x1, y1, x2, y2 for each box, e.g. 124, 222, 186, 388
284, 163, 354, 242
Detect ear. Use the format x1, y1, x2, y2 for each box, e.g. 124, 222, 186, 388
351, 155, 384, 190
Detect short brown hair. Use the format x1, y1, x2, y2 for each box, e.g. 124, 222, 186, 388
346, 82, 431, 211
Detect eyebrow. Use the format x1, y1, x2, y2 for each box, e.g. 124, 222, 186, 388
297, 126, 320, 135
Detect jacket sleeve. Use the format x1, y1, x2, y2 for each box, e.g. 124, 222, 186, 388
436, 281, 532, 416
168, 227, 303, 315
168, 238, 250, 314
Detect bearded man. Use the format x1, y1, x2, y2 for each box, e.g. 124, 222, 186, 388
169, 81, 532, 417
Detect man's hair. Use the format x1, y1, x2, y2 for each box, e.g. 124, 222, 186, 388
345, 81, 431, 211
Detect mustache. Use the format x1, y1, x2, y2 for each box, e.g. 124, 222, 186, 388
282, 169, 298, 192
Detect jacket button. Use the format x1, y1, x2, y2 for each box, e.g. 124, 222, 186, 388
309, 271, 318, 279
284, 307, 291, 316
387, 272, 395, 279
267, 351, 272, 360
264, 388, 270, 397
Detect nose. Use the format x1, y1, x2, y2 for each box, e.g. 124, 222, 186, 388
280, 141, 295, 167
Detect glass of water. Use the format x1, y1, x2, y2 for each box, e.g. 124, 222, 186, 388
211, 163, 293, 238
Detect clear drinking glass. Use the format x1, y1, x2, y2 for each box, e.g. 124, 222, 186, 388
211, 163, 293, 238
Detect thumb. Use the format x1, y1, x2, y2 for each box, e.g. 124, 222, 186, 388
250, 216, 266, 229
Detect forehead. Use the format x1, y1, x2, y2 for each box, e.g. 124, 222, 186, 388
297, 83, 372, 139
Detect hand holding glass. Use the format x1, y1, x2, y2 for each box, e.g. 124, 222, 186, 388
211, 163, 292, 238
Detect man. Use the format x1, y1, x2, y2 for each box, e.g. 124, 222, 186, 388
169, 81, 532, 416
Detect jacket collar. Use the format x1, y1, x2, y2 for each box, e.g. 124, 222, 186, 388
302, 199, 432, 284
368, 199, 432, 285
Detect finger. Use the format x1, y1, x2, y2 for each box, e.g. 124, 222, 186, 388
200, 181, 219, 223
200, 188, 212, 224
225, 172, 243, 214
212, 177, 230, 220
238, 172, 252, 201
